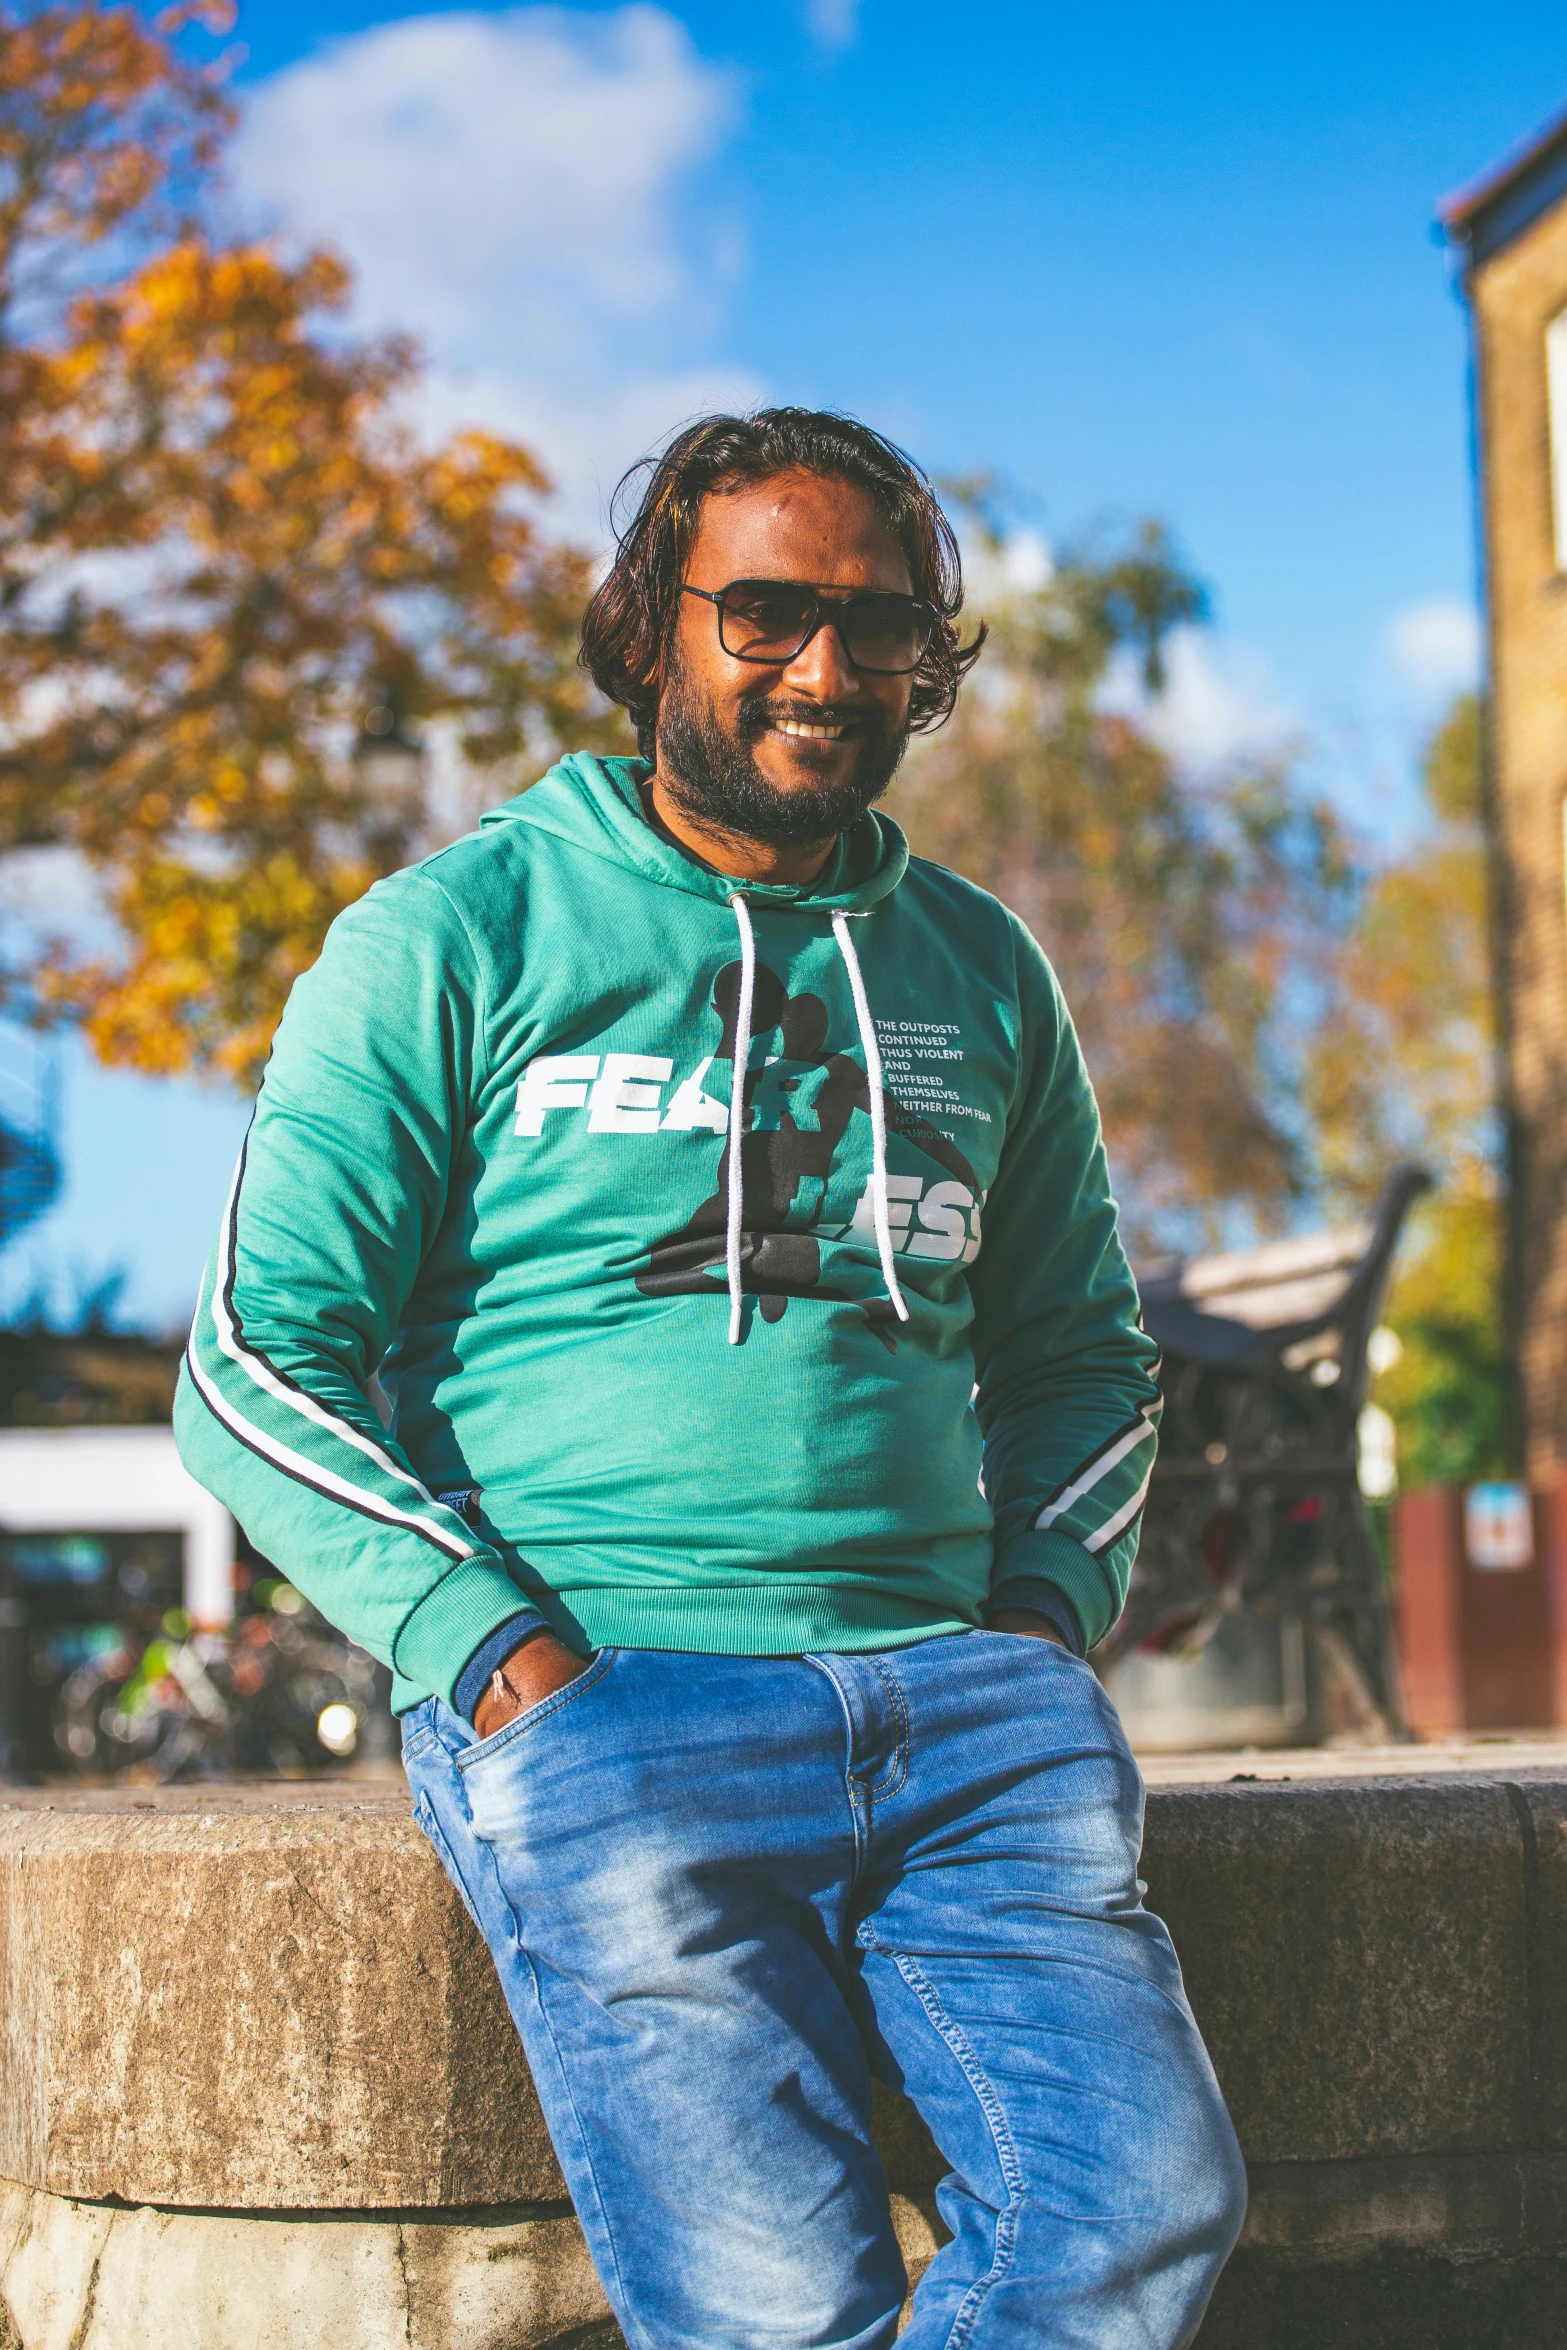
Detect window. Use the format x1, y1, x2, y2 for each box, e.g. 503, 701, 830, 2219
1548, 307, 1567, 571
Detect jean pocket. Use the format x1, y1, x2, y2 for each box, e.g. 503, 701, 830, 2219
455, 1646, 616, 1774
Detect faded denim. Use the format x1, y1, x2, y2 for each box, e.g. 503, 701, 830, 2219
401, 1631, 1245, 2349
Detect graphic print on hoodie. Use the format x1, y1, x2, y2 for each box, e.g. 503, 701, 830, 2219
637, 954, 979, 1340
174, 754, 1162, 1713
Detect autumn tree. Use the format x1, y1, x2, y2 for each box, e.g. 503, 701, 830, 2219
1308, 695, 1509, 1486
886, 512, 1356, 1250
0, 3, 621, 1086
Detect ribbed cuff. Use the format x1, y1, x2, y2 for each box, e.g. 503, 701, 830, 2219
392, 1554, 544, 1710
453, 1610, 550, 1724
984, 1576, 1085, 1656
990, 1525, 1110, 1650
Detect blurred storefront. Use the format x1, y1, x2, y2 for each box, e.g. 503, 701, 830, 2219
0, 1331, 389, 1780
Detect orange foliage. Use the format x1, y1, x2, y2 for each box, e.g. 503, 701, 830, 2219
0, 5, 623, 1085
1306, 696, 1493, 1202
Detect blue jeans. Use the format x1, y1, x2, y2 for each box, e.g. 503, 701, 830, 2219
401, 1631, 1245, 2349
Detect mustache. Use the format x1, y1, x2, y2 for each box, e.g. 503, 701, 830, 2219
734, 695, 887, 744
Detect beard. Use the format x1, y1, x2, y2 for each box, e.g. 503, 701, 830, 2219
654, 658, 910, 849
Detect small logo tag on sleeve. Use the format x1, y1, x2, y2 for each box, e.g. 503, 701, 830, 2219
436, 1487, 482, 1528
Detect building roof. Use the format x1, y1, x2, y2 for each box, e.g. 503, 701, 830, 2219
1440, 103, 1567, 269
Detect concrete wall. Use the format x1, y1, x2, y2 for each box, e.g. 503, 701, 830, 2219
0, 1774, 1562, 2345
1153, 1773, 1567, 2344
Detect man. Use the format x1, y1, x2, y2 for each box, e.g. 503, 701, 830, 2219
177, 407, 1245, 2348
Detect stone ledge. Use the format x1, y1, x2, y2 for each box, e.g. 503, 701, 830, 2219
1198, 2248, 1567, 2350
0, 2181, 943, 2350
1142, 1774, 1549, 2163
0, 1794, 552, 2209
3, 1770, 1565, 2347
0, 1772, 1560, 2252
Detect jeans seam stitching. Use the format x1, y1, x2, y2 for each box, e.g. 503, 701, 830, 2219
803, 1653, 871, 1880
865, 1658, 910, 1800
411, 1792, 483, 1933
882, 1942, 1024, 2350
417, 1725, 645, 2345
411, 1724, 530, 1958
522, 1971, 648, 2347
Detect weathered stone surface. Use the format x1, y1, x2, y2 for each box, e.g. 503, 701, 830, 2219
1, 1768, 1562, 2349
0, 1788, 957, 2212
1197, 2248, 1567, 2348
1239, 2151, 1567, 2261
0, 2182, 942, 2349
1142, 1778, 1532, 2162
1514, 1780, 1567, 2144
0, 1791, 557, 2209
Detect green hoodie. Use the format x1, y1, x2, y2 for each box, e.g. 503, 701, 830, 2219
175, 754, 1161, 1714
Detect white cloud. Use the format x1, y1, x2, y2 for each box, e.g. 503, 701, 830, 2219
805, 0, 862, 49
1385, 598, 1483, 696
234, 7, 759, 537
1105, 628, 1299, 775
1000, 529, 1052, 594
413, 356, 766, 539
957, 524, 1053, 606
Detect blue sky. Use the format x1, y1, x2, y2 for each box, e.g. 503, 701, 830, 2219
8, 0, 1567, 1327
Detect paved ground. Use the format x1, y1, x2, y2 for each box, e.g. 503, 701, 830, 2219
1137, 1731, 1567, 1784
13, 1735, 1567, 1804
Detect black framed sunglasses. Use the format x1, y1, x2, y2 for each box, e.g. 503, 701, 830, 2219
681, 579, 938, 675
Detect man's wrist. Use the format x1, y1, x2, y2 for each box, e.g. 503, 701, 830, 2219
471, 1628, 589, 1739
991, 1606, 1070, 1646
473, 1629, 548, 1737
984, 1577, 1086, 1656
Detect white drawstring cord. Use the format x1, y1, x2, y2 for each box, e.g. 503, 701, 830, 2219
722, 895, 907, 1341
724, 892, 757, 1344
831, 909, 910, 1325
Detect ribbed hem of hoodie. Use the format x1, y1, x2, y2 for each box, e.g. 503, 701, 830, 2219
564, 1583, 975, 1658
990, 1527, 1114, 1653
393, 1555, 544, 1710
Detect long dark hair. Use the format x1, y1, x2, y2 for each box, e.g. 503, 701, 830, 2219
580, 407, 986, 759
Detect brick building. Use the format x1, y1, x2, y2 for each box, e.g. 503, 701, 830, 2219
1444, 111, 1567, 1479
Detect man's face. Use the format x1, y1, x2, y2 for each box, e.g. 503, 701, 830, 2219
654, 470, 918, 849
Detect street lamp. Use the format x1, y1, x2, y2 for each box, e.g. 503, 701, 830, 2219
352, 701, 426, 861
353, 701, 425, 807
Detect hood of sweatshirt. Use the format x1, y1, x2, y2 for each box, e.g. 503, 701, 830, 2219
480, 752, 909, 915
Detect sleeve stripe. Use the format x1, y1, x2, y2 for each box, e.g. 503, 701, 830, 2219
1034, 1404, 1159, 1533
184, 1335, 472, 1562
1082, 1463, 1155, 1556
195, 1140, 473, 1564
213, 1138, 450, 1510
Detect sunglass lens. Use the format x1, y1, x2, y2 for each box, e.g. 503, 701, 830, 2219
720, 585, 816, 659
842, 595, 931, 673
